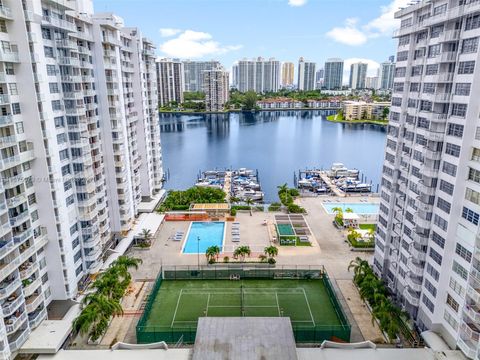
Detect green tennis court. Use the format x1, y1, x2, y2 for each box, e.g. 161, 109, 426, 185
276, 224, 295, 236
143, 279, 342, 329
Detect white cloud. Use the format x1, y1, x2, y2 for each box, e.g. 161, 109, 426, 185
326, 0, 410, 46
326, 18, 368, 46
288, 0, 307, 6
159, 30, 242, 59
159, 28, 182, 37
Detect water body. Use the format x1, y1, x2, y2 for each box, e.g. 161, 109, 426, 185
160, 110, 387, 202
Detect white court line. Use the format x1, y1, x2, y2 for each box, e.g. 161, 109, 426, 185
207, 305, 279, 308
302, 288, 316, 327
171, 288, 183, 327
275, 292, 281, 316
205, 293, 210, 316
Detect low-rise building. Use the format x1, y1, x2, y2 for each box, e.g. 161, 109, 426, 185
257, 98, 303, 109
341, 101, 390, 121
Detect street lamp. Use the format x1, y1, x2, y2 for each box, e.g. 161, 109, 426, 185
197, 236, 200, 270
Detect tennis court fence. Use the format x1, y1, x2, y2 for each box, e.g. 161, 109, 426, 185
136, 265, 351, 344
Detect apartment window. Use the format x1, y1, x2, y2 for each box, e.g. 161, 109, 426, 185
420, 100, 432, 112
449, 277, 465, 297
57, 133, 67, 144
473, 148, 480, 161
431, 25, 444, 38
12, 103, 20, 115
444, 311, 458, 331
392, 97, 402, 106
455, 243, 472, 262
59, 149, 69, 161
49, 82, 60, 93
0, 20, 7, 33
423, 83, 436, 94
417, 117, 429, 129
51, 100, 62, 111
429, 248, 443, 265
399, 35, 410, 45
454, 83, 471, 96
411, 65, 423, 76
393, 82, 404, 92
442, 161, 457, 176
414, 48, 425, 59
42, 28, 51, 40
466, 187, 480, 206
432, 231, 446, 248
425, 64, 439, 75
445, 143, 461, 157
439, 180, 453, 196
61, 164, 71, 176
462, 206, 480, 225
434, 214, 448, 231
16, 122, 24, 134
468, 167, 480, 183
5, 63, 14, 75
428, 44, 441, 57
8, 83, 17, 95
451, 103, 467, 117
446, 294, 459, 312
410, 82, 420, 91
462, 37, 479, 53
433, 4, 447, 15
44, 46, 54, 58
426, 263, 440, 281
465, 13, 480, 31
422, 294, 435, 313
400, 18, 412, 28
437, 197, 451, 214
54, 116, 64, 128
424, 279, 437, 297
453, 260, 468, 280
397, 51, 409, 61
70, 223, 78, 235
46, 64, 57, 76
458, 60, 475, 74
64, 180, 72, 192
417, 31, 428, 42
447, 123, 463, 137
395, 67, 406, 77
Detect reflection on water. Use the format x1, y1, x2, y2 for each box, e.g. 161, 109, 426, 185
160, 110, 387, 202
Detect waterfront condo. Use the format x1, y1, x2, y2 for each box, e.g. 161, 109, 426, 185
374, 0, 480, 358
0, 0, 163, 357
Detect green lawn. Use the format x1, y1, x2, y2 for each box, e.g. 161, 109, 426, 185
326, 113, 388, 126
359, 224, 376, 231
144, 279, 342, 329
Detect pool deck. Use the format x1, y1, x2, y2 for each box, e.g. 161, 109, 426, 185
99, 195, 382, 346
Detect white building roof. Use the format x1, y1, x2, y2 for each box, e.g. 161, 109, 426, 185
343, 213, 360, 220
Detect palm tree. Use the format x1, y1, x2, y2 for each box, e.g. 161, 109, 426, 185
347, 228, 362, 245
264, 245, 278, 259
277, 183, 288, 195
233, 245, 251, 261
258, 254, 267, 262
138, 228, 153, 246
230, 196, 241, 204
331, 207, 343, 226
205, 245, 220, 263
245, 198, 254, 216
345, 207, 353, 213
347, 257, 370, 284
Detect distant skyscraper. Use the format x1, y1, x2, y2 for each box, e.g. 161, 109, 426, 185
297, 57, 316, 91
349, 62, 368, 90
203, 67, 230, 112
323, 58, 344, 90
281, 62, 295, 87
315, 68, 324, 89
365, 76, 378, 89
183, 60, 221, 92
156, 58, 185, 106
378, 58, 395, 90
233, 57, 280, 93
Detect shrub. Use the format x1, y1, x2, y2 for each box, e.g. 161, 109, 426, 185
230, 208, 237, 216
267, 257, 276, 264
231, 205, 251, 211
288, 188, 300, 197
223, 256, 230, 263
208, 258, 216, 264
268, 202, 282, 211
287, 204, 306, 213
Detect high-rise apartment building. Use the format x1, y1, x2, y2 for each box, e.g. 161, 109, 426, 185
156, 58, 184, 106
315, 68, 324, 89
378, 57, 396, 90
365, 76, 379, 89
183, 60, 221, 92
232, 57, 280, 93
0, 1, 162, 357
297, 57, 316, 91
374, 1, 480, 358
323, 58, 344, 90
203, 67, 230, 112
281, 62, 295, 87
349, 62, 368, 90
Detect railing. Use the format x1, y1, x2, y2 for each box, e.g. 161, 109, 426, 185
5, 311, 27, 334
29, 307, 47, 329
8, 327, 30, 352
457, 337, 477, 359
403, 288, 420, 306
0, 49, 19, 62
0, 238, 14, 259
0, 5, 12, 19
0, 277, 21, 299
2, 294, 24, 315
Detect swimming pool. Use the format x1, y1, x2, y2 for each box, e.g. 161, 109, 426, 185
322, 202, 379, 215
182, 221, 225, 254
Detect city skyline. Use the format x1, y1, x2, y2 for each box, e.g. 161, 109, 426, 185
93, 0, 411, 76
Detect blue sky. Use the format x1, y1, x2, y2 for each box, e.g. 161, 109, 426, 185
94, 0, 409, 76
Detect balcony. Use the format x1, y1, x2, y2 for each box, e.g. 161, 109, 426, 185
439, 29, 460, 42
6, 193, 27, 209
403, 288, 420, 306
0, 49, 19, 63
0, 238, 14, 259
5, 311, 27, 334
13, 228, 33, 245
458, 337, 478, 359
407, 258, 424, 277
29, 307, 47, 329
465, 304, 480, 323
8, 326, 30, 352
0, 5, 12, 20
9, 211, 30, 227
0, 94, 9, 105
2, 294, 23, 316
410, 244, 427, 262
25, 291, 43, 312
439, 51, 457, 63
0, 276, 20, 299
19, 261, 37, 279
405, 274, 423, 292
42, 15, 76, 32
462, 320, 480, 343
